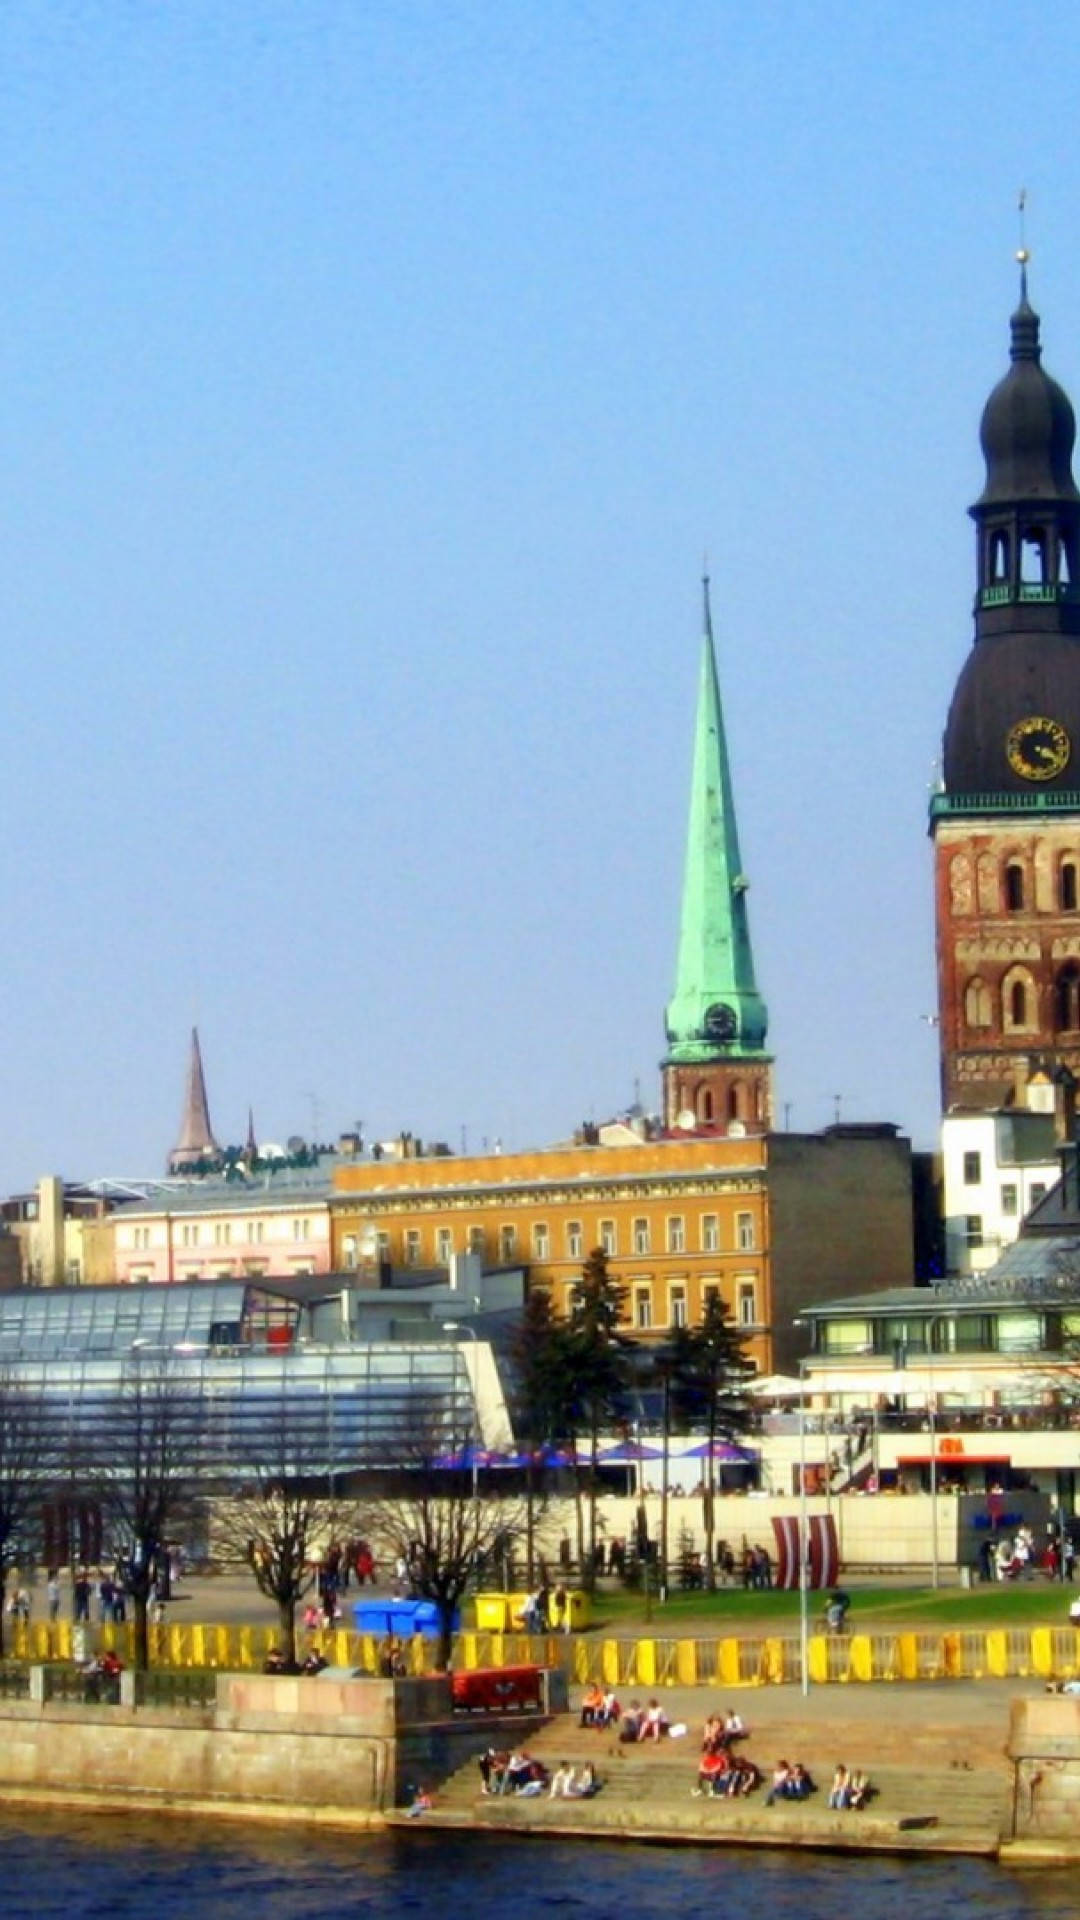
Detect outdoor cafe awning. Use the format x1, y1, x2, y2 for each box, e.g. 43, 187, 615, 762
896, 1451, 1011, 1468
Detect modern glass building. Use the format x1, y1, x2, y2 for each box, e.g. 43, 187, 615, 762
0, 1280, 485, 1487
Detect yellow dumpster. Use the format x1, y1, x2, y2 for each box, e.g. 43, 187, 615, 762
561, 1588, 591, 1630
473, 1593, 511, 1631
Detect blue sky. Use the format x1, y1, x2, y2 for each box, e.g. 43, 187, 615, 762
1, 1, 1078, 1185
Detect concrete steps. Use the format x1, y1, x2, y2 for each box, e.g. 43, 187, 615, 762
423, 1708, 1008, 1851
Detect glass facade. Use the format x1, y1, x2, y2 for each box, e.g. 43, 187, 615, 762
0, 1284, 476, 1477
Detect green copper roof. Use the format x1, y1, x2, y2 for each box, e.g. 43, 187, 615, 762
664, 580, 769, 1063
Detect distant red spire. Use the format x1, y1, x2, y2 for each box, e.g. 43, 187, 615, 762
168, 1027, 221, 1173
245, 1106, 257, 1160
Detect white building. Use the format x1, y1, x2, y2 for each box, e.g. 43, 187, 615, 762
942, 1106, 1059, 1275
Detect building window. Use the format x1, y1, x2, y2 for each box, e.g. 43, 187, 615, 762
599, 1219, 617, 1257
962, 1151, 982, 1185
964, 1215, 983, 1249
1030, 1183, 1047, 1207
181, 1224, 198, 1248
701, 1214, 719, 1253
533, 1223, 550, 1260
435, 1228, 453, 1266
702, 1282, 722, 1316
632, 1218, 651, 1256
1000, 1184, 1018, 1216
566, 1221, 583, 1260
133, 1226, 151, 1251
666, 1216, 685, 1254
377, 1230, 391, 1263
737, 1280, 756, 1327
1005, 863, 1025, 912
214, 1223, 232, 1247
964, 977, 992, 1028
736, 1212, 755, 1251
498, 1224, 517, 1262
1063, 861, 1079, 912
247, 1220, 264, 1244
292, 1218, 310, 1242
1056, 963, 1080, 1032
669, 1286, 687, 1329
467, 1226, 486, 1258
342, 1235, 357, 1270
66, 1260, 81, 1285
634, 1288, 652, 1330
404, 1229, 421, 1267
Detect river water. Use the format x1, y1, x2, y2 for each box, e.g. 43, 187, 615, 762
8, 1815, 1080, 1920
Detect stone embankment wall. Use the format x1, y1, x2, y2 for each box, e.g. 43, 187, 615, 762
0, 1672, 551, 1826
1004, 1694, 1080, 1861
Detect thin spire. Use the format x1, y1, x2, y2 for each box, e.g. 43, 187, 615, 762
664, 579, 768, 1063
168, 1027, 221, 1173
1017, 187, 1029, 300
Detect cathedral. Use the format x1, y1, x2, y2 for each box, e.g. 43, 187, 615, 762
933, 258, 1080, 1123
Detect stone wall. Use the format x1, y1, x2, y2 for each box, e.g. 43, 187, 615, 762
1005, 1694, 1080, 1848
0, 1672, 549, 1826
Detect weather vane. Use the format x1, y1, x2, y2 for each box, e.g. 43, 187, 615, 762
1017, 187, 1030, 286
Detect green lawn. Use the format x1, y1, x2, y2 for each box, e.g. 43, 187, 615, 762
586, 1580, 1079, 1635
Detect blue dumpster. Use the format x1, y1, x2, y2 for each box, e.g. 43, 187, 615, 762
352, 1598, 457, 1636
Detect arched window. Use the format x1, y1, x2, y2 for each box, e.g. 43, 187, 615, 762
1060, 539, 1072, 586
1063, 860, 1078, 912
964, 977, 992, 1028
1011, 980, 1028, 1026
1056, 964, 1080, 1032
1003, 964, 1036, 1033
1021, 528, 1047, 584
696, 1087, 713, 1124
989, 531, 1009, 582
1005, 862, 1025, 912
727, 1084, 743, 1123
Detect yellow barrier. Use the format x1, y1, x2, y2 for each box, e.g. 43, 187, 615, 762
8, 1616, 1080, 1690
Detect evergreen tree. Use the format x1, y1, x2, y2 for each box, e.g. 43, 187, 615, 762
509, 1284, 577, 1581
567, 1248, 630, 1585
670, 1293, 754, 1588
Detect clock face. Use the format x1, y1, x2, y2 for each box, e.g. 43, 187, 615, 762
1006, 715, 1071, 782
704, 1001, 737, 1042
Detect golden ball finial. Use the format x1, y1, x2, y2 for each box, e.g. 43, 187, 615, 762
1017, 246, 1030, 265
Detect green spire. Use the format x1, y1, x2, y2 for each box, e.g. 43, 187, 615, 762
664, 578, 769, 1063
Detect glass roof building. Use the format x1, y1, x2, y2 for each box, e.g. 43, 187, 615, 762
0, 1280, 489, 1480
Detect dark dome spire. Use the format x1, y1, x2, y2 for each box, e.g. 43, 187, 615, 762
977, 260, 1080, 506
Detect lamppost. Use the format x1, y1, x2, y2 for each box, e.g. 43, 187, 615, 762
444, 1321, 480, 1504
926, 1316, 940, 1591
798, 1355, 810, 1699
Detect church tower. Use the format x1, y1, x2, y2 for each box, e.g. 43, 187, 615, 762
168, 1027, 222, 1173
662, 578, 773, 1133
933, 258, 1080, 1111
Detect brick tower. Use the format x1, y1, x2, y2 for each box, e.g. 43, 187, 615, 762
933, 260, 1080, 1112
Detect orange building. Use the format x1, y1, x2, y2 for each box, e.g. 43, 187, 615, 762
332, 1123, 916, 1375
332, 1133, 771, 1363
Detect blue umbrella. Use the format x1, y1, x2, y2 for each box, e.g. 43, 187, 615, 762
598, 1440, 664, 1464
679, 1440, 757, 1463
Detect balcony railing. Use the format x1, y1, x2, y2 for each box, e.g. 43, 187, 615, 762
979, 582, 1079, 607
930, 788, 1080, 819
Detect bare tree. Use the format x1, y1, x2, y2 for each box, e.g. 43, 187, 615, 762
214, 1380, 345, 1667
0, 1372, 56, 1655
358, 1400, 526, 1671
81, 1361, 205, 1670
